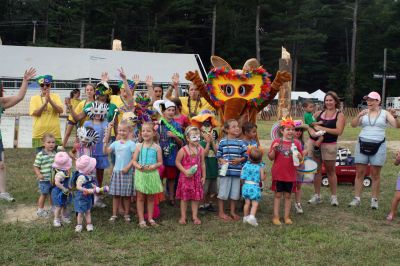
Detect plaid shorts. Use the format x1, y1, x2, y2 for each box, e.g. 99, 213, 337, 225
109, 170, 134, 196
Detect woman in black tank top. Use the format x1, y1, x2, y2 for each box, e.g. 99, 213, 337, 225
307, 91, 345, 206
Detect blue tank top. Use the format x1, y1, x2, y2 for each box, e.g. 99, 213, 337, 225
359, 109, 387, 142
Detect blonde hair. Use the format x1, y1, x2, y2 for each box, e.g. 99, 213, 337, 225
42, 133, 55, 142
185, 126, 200, 137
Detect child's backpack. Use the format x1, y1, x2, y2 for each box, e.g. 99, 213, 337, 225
68, 171, 81, 190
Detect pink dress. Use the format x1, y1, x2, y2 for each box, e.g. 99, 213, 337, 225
176, 146, 204, 201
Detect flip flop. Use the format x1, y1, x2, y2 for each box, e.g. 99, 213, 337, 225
231, 214, 241, 221
218, 214, 232, 221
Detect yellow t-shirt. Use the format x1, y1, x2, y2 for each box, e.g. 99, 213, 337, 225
179, 97, 214, 117
110, 95, 125, 136
67, 100, 91, 126
29, 93, 63, 139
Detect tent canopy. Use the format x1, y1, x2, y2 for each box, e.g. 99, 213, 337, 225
310, 89, 326, 101
274, 91, 312, 100
0, 45, 205, 83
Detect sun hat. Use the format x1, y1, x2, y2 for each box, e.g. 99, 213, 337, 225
52, 152, 72, 171
363, 91, 381, 102
75, 155, 97, 175
153, 99, 176, 116
118, 79, 135, 90
36, 75, 53, 85
191, 109, 219, 128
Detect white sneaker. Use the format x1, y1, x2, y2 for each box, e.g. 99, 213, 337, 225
53, 219, 62, 227
86, 224, 94, 232
75, 224, 83, 233
371, 199, 379, 209
37, 209, 49, 218
61, 216, 71, 224
348, 198, 361, 207
0, 192, 15, 202
330, 196, 339, 206
294, 203, 304, 214
247, 215, 258, 227
308, 195, 322, 204
243, 215, 249, 224
93, 199, 107, 208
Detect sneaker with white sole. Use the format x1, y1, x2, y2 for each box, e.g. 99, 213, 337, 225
61, 216, 71, 224
348, 198, 361, 207
0, 192, 15, 202
308, 195, 322, 204
247, 215, 258, 227
93, 200, 107, 208
330, 196, 339, 206
53, 219, 62, 227
75, 224, 83, 233
371, 199, 379, 209
37, 209, 49, 218
86, 224, 94, 232
294, 203, 304, 214
243, 215, 249, 224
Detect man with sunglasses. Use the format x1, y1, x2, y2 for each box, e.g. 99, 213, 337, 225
29, 75, 63, 152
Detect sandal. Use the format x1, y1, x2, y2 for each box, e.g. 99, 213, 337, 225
193, 218, 202, 225
218, 214, 232, 222
124, 215, 131, 223
179, 219, 187, 225
109, 215, 118, 223
148, 219, 159, 227
138, 221, 148, 228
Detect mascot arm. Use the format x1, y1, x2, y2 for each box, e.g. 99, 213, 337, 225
185, 70, 217, 109
257, 71, 292, 111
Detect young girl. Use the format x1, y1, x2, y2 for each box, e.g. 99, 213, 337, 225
132, 122, 163, 227
268, 117, 303, 225
153, 99, 184, 205
62, 88, 82, 148
84, 101, 109, 208
104, 120, 136, 222
175, 126, 206, 225
69, 126, 99, 159
216, 119, 247, 221
73, 155, 97, 232
51, 152, 72, 227
386, 151, 400, 221
293, 120, 307, 214
33, 133, 56, 218
171, 97, 190, 130
241, 147, 266, 226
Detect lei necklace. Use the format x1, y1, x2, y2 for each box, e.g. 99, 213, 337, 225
160, 117, 185, 140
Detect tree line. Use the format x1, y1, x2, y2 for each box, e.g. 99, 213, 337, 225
0, 0, 399, 105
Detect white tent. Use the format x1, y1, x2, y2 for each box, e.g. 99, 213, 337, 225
310, 89, 326, 101
274, 91, 312, 100
0, 45, 206, 83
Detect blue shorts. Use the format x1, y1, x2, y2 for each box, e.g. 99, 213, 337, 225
354, 141, 387, 166
242, 183, 261, 201
218, 176, 241, 200
38, 181, 52, 194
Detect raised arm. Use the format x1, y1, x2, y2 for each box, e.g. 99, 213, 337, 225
118, 67, 133, 101
387, 108, 400, 128
1, 68, 36, 109
351, 109, 368, 128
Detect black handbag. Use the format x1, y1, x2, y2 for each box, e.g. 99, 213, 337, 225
359, 138, 385, 156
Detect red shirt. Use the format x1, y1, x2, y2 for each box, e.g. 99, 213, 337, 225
270, 138, 303, 182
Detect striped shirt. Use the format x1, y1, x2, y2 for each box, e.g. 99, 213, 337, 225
216, 138, 247, 177
33, 150, 56, 181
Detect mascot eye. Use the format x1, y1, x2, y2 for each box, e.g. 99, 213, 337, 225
238, 84, 253, 97
220, 84, 235, 97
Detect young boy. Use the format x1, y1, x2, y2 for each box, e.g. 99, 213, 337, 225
33, 133, 56, 217
302, 100, 325, 147
216, 119, 247, 221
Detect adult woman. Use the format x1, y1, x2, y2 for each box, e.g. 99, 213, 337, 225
307, 91, 345, 206
165, 73, 214, 118
0, 68, 36, 201
29, 75, 63, 151
348, 91, 399, 209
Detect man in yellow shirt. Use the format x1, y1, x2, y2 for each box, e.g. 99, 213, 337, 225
29, 75, 63, 150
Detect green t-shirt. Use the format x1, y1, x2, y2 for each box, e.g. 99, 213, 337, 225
83, 102, 119, 122
200, 140, 218, 179
304, 112, 316, 126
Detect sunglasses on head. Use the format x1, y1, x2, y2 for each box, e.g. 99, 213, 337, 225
40, 83, 51, 87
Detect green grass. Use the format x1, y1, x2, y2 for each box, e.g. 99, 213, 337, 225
2, 148, 400, 265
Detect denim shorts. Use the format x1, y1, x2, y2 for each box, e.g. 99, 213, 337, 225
38, 181, 52, 194
354, 140, 387, 166
217, 176, 241, 200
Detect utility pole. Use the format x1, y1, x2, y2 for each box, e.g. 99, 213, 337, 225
80, 19, 85, 48
373, 48, 397, 107
348, 0, 358, 105
32, 20, 37, 44
255, 5, 260, 62
211, 5, 216, 55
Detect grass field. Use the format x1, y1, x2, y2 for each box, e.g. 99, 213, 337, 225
2, 124, 400, 264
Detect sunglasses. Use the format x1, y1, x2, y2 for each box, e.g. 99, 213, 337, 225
40, 84, 51, 87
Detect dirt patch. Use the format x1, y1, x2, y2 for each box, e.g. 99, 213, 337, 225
2, 204, 41, 223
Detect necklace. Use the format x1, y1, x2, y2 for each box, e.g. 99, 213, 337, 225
368, 109, 381, 127
187, 144, 199, 157
276, 137, 293, 157
139, 142, 153, 169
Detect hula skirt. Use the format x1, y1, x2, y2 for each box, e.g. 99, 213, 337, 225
134, 169, 163, 195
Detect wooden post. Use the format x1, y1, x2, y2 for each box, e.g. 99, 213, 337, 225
277, 47, 292, 119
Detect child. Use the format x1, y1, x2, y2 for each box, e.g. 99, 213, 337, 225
242, 122, 259, 148
69, 126, 99, 159
171, 97, 190, 130
386, 151, 400, 221
132, 122, 163, 227
293, 120, 307, 214
84, 101, 109, 208
51, 152, 72, 227
175, 126, 206, 224
73, 155, 97, 232
241, 147, 266, 226
268, 117, 303, 225
153, 99, 184, 205
33, 133, 56, 218
216, 119, 247, 221
302, 100, 325, 147
104, 120, 136, 222
62, 88, 82, 148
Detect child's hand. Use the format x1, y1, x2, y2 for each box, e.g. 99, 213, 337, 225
272, 143, 280, 150
101, 72, 109, 82
167, 131, 176, 138
171, 73, 179, 87
203, 133, 212, 143
219, 159, 228, 165
37, 174, 44, 181
145, 75, 153, 87
201, 176, 206, 185
185, 170, 194, 177
122, 166, 130, 174
230, 158, 242, 165
118, 67, 127, 80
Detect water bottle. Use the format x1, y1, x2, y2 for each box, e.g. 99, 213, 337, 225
219, 162, 229, 177
188, 164, 198, 175
291, 143, 300, 167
